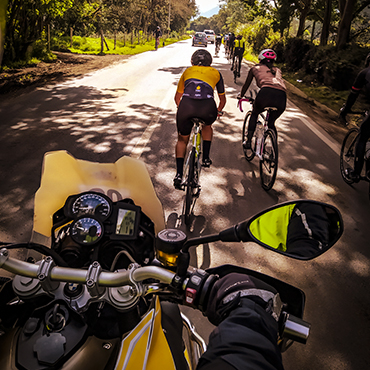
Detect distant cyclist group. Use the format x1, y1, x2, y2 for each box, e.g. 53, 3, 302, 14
173, 32, 370, 199
173, 42, 286, 190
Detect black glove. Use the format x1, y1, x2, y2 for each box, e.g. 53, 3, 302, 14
339, 105, 348, 126
204, 273, 282, 326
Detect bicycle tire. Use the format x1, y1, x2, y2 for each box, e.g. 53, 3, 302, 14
340, 128, 359, 184
184, 148, 196, 225
242, 112, 256, 161
260, 129, 278, 191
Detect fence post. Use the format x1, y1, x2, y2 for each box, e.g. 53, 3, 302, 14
47, 24, 50, 51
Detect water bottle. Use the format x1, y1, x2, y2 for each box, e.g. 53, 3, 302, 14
255, 121, 263, 153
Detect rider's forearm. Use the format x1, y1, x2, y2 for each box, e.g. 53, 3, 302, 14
240, 71, 253, 97
174, 91, 183, 107
218, 95, 226, 112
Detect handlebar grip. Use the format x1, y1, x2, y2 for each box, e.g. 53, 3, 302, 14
237, 97, 252, 112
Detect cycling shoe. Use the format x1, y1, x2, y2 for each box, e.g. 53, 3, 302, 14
173, 174, 183, 190
202, 158, 212, 168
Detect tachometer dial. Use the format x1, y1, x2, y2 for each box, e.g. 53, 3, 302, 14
70, 217, 103, 245
72, 193, 111, 219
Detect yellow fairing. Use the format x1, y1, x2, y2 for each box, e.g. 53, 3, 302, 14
114, 297, 177, 370
32, 151, 165, 245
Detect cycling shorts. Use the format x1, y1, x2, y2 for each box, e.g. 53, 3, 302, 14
176, 97, 218, 136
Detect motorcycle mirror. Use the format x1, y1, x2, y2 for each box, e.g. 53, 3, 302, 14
233, 200, 343, 260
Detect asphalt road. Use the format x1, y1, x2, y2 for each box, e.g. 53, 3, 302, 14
0, 39, 370, 370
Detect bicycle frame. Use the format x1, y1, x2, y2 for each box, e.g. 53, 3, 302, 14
238, 97, 270, 159
184, 120, 202, 177
182, 119, 203, 225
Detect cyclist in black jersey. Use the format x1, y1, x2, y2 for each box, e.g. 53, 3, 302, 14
227, 33, 235, 59
340, 53, 370, 182
173, 49, 226, 189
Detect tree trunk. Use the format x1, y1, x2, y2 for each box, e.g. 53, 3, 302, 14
310, 21, 316, 42
320, 0, 332, 46
100, 29, 104, 54
336, 0, 357, 49
296, 0, 312, 38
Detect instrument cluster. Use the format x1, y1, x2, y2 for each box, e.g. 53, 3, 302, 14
62, 192, 141, 247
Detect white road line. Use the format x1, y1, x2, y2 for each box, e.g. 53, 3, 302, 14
285, 100, 341, 155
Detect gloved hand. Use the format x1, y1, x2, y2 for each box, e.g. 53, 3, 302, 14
204, 273, 282, 326
237, 93, 241, 100
339, 105, 348, 126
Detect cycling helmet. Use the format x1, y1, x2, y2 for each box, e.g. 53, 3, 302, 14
258, 49, 277, 62
365, 52, 370, 68
191, 49, 212, 66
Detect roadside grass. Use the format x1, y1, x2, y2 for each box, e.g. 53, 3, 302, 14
69, 35, 188, 55
283, 71, 347, 112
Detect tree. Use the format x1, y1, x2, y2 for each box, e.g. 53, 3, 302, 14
296, 0, 312, 37
4, 0, 73, 62
336, 0, 370, 49
0, 0, 8, 66
320, 0, 332, 45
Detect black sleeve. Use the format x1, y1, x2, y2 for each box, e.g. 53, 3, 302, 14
351, 68, 368, 92
196, 298, 284, 370
240, 68, 254, 97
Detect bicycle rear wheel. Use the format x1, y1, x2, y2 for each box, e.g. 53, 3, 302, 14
340, 128, 359, 184
242, 112, 256, 161
183, 148, 198, 225
260, 129, 278, 191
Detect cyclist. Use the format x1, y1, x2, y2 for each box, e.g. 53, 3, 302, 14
238, 49, 286, 149
227, 33, 235, 59
231, 35, 245, 77
154, 26, 162, 49
215, 34, 222, 54
173, 49, 226, 189
339, 53, 370, 182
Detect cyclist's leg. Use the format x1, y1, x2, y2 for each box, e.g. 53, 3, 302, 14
197, 99, 218, 166
175, 98, 195, 183
237, 53, 242, 76
246, 91, 266, 144
259, 88, 287, 139
354, 116, 370, 177
175, 133, 190, 175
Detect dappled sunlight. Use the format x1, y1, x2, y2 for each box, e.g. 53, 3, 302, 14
277, 167, 336, 197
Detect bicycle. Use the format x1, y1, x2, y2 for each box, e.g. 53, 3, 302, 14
340, 110, 370, 197
215, 42, 220, 57
238, 96, 279, 191
180, 113, 223, 225
179, 118, 204, 225
232, 55, 240, 83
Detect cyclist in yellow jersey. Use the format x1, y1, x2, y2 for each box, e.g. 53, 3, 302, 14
173, 49, 226, 189
231, 35, 245, 77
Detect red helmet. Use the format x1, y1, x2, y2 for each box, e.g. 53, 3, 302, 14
258, 49, 277, 62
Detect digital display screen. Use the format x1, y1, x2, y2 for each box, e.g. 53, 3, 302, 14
116, 209, 136, 236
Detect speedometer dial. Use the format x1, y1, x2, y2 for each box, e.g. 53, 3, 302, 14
72, 193, 111, 219
70, 217, 103, 245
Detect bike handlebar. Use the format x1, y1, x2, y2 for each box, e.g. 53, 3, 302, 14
0, 247, 176, 287
238, 97, 254, 112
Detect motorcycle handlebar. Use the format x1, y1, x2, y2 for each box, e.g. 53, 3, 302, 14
0, 248, 175, 288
